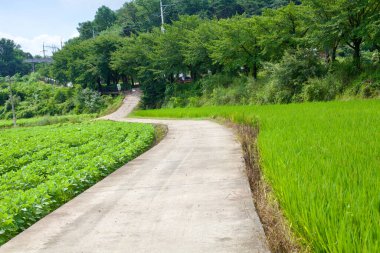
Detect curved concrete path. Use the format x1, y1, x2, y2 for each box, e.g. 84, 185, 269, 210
0, 90, 269, 253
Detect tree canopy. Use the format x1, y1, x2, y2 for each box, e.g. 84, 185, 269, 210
39, 0, 380, 107
0, 39, 31, 76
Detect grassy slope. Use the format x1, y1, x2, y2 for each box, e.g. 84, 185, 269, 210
0, 114, 96, 129
132, 99, 380, 252
0, 121, 155, 245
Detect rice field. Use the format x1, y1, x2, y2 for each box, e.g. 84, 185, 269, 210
132, 99, 380, 252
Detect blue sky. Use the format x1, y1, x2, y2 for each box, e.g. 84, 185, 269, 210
0, 0, 127, 55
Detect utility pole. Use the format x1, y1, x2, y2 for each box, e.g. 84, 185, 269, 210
42, 42, 47, 58
159, 0, 174, 33
7, 76, 17, 127
160, 0, 165, 33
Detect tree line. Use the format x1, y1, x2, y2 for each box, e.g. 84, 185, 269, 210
0, 39, 32, 77
42, 0, 380, 107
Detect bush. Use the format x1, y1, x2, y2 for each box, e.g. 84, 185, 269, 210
74, 88, 104, 113
302, 74, 342, 102
345, 65, 380, 98
267, 48, 327, 103
166, 97, 185, 108
0, 77, 120, 119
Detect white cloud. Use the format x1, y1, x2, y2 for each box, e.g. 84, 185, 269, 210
0, 31, 79, 56
58, 0, 126, 10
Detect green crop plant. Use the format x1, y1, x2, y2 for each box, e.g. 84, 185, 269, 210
132, 99, 380, 252
0, 121, 155, 245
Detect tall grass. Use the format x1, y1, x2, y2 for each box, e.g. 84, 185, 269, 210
132, 99, 380, 252
0, 114, 96, 129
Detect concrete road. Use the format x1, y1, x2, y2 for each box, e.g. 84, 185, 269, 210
0, 90, 269, 253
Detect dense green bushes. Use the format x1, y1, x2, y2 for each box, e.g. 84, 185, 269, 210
0, 75, 123, 120
38, 1, 379, 109
159, 59, 380, 108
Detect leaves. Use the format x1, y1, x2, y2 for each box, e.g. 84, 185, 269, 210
0, 121, 155, 245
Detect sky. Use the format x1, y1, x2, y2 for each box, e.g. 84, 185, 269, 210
0, 0, 127, 56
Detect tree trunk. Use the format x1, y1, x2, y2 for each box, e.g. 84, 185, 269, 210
325, 48, 331, 64
352, 38, 362, 70
331, 46, 337, 62
252, 62, 258, 80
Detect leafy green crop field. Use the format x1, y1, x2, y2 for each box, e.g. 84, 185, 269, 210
0, 121, 155, 245
133, 99, 380, 252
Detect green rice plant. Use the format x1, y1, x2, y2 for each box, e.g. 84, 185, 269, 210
0, 121, 155, 245
132, 99, 380, 252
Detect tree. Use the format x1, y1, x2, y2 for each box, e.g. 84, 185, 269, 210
268, 48, 326, 103
153, 16, 203, 81
305, 0, 380, 70
94, 6, 117, 32
181, 19, 219, 78
0, 38, 31, 76
91, 34, 123, 86
208, 0, 244, 19
237, 0, 274, 15
339, 0, 380, 70
117, 0, 161, 34
52, 35, 122, 89
77, 21, 95, 40
256, 3, 312, 61
208, 17, 262, 79
171, 0, 210, 17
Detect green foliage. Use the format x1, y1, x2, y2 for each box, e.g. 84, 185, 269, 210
77, 21, 95, 40
301, 74, 342, 101
133, 99, 380, 252
74, 88, 104, 113
94, 6, 117, 32
77, 6, 117, 39
0, 80, 121, 119
0, 121, 155, 245
208, 16, 262, 78
266, 48, 327, 103
0, 38, 31, 76
52, 34, 123, 89
43, 0, 380, 108
0, 114, 95, 129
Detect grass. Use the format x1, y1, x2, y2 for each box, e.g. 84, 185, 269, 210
0, 120, 155, 245
132, 99, 380, 252
0, 114, 96, 129
99, 95, 125, 117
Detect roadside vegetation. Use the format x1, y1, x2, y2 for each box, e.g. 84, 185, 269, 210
39, 0, 379, 109
0, 74, 123, 121
0, 114, 95, 129
2, 1, 379, 109
133, 99, 380, 252
0, 121, 155, 245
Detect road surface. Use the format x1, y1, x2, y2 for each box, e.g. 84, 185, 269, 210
0, 90, 269, 253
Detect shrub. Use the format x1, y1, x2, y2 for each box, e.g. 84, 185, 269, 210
74, 88, 104, 113
267, 48, 327, 103
302, 74, 342, 102
165, 97, 185, 108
